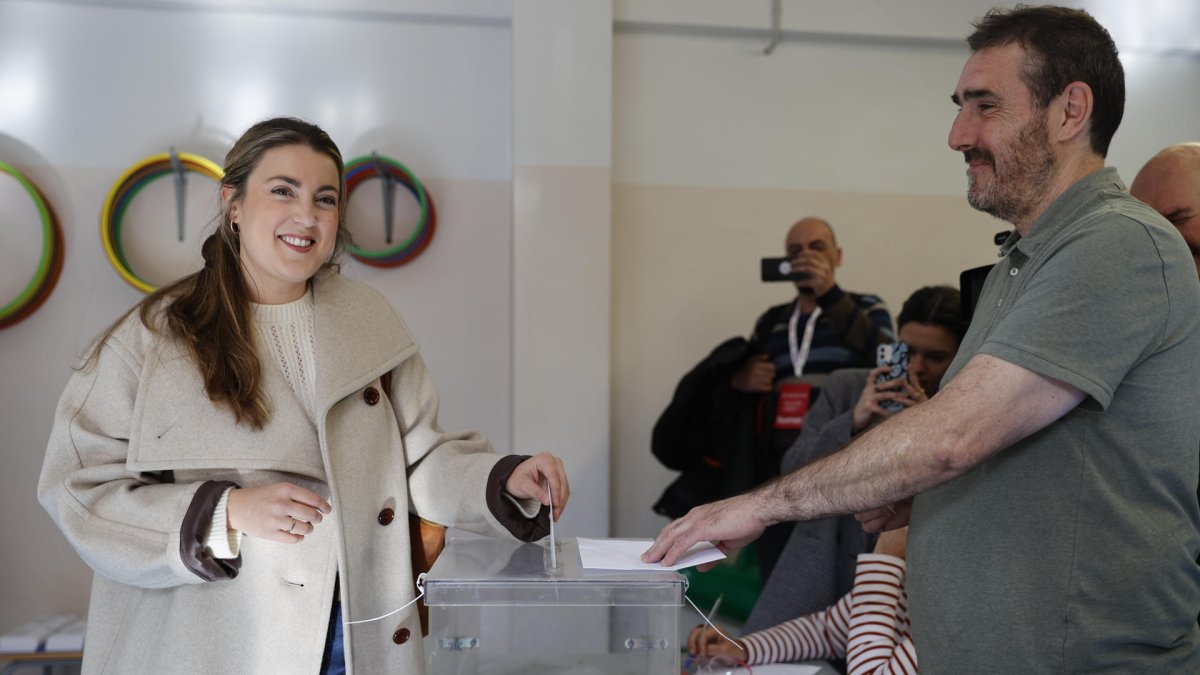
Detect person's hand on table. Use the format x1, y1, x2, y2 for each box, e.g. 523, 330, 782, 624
688, 624, 747, 660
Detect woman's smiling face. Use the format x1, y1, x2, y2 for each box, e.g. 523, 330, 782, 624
226, 143, 341, 304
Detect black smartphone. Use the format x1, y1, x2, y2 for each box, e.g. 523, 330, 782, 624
875, 342, 909, 413
761, 257, 812, 282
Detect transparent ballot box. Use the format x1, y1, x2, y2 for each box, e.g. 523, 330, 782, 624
424, 535, 684, 674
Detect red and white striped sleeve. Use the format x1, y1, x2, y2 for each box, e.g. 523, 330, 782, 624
739, 579, 852, 664
739, 553, 917, 674
845, 553, 917, 675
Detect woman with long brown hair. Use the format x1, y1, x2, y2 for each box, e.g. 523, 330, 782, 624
39, 117, 569, 674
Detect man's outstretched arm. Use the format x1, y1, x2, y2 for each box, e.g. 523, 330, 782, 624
643, 353, 1085, 566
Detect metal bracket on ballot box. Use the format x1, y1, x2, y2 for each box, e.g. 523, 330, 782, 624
437, 636, 480, 652
623, 637, 670, 651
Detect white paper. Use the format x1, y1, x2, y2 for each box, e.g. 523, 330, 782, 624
722, 665, 823, 675
576, 537, 726, 571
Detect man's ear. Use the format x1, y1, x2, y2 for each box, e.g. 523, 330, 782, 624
833, 246, 844, 269
1053, 81, 1094, 145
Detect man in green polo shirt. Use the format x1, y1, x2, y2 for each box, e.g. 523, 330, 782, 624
643, 6, 1200, 672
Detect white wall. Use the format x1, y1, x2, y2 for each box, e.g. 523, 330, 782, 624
512, 0, 614, 536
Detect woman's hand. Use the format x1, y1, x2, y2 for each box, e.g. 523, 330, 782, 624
687, 624, 747, 660
852, 365, 923, 432
505, 452, 570, 521
226, 483, 331, 543
903, 369, 930, 404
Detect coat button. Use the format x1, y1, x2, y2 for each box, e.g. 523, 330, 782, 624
393, 627, 411, 644
378, 508, 394, 526
363, 386, 380, 406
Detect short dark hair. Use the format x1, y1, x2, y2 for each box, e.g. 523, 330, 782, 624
898, 286, 967, 345
967, 5, 1124, 157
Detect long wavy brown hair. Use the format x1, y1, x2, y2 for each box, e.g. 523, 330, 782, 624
86, 118, 349, 427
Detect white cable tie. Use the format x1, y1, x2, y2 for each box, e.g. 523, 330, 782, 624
344, 573, 428, 626
684, 593, 739, 648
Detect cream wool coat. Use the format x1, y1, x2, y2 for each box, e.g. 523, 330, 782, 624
39, 272, 523, 674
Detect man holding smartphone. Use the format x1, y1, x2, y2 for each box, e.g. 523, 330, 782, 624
731, 217, 893, 398
724, 216, 894, 576
647, 6, 1200, 672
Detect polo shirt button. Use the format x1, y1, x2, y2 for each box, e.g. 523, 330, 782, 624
393, 627, 411, 644
378, 508, 395, 526
363, 386, 380, 405
1009, 267, 1019, 276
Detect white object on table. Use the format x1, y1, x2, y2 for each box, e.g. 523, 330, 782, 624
724, 665, 824, 675
0, 615, 77, 653
576, 537, 725, 571
44, 617, 87, 652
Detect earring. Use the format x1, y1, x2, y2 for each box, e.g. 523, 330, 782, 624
231, 221, 240, 235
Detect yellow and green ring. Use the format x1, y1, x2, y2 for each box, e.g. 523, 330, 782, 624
100, 152, 224, 293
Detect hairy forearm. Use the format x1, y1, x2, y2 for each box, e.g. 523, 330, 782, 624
642, 355, 1086, 568
753, 354, 1083, 525
756, 402, 965, 524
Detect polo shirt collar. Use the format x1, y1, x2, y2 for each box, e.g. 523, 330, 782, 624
1006, 166, 1124, 258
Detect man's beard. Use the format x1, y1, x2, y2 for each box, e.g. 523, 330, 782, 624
964, 113, 1057, 225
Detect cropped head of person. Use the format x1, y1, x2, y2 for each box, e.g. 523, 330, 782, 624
948, 6, 1124, 229
784, 217, 841, 296
895, 285, 966, 395
1130, 143, 1200, 276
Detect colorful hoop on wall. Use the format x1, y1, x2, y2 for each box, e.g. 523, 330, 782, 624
0, 159, 65, 330
344, 155, 437, 268
100, 152, 224, 293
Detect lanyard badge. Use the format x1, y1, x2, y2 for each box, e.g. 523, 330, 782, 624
776, 300, 821, 429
